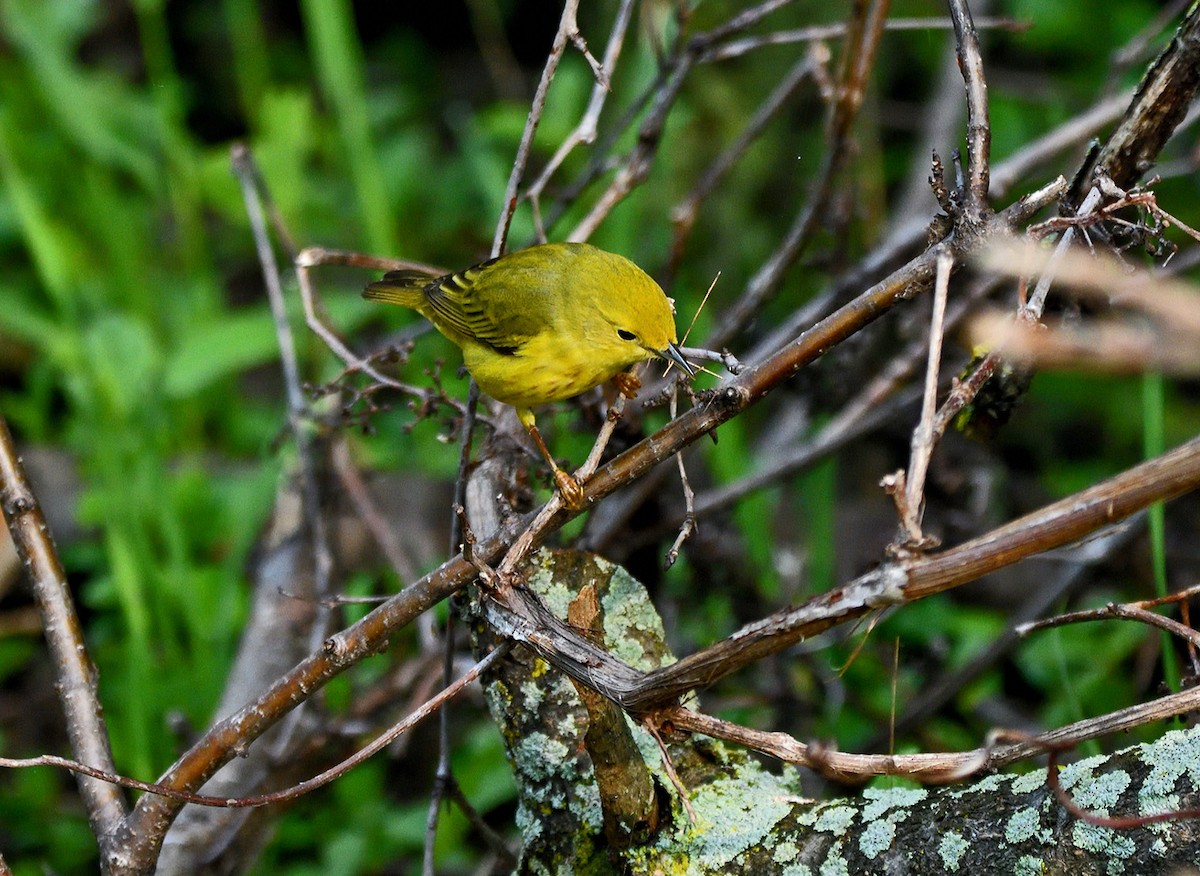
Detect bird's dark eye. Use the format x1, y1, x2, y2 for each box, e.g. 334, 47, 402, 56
617, 329, 637, 341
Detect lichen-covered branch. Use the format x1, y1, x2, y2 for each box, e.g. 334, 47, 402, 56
480, 548, 1200, 875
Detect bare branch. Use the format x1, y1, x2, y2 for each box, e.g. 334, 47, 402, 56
0, 415, 125, 838
892, 247, 954, 548
526, 0, 637, 242
232, 146, 335, 610
1072, 4, 1200, 197
699, 15, 1029, 64
947, 0, 992, 205
492, 0, 584, 255
664, 681, 1200, 781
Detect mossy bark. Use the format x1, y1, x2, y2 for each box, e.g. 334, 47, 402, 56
477, 548, 1200, 875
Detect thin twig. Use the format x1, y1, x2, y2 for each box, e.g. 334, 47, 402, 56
947, 0, 991, 205
645, 721, 695, 823
893, 247, 954, 548
0, 644, 512, 809
526, 0, 636, 242
492, 0, 583, 255
663, 679, 1200, 782
1016, 595, 1200, 650
1024, 185, 1104, 316
234, 156, 335, 604
444, 778, 518, 868
688, 0, 795, 50
293, 247, 436, 393
664, 386, 696, 568
425, 382, 480, 876
0, 414, 125, 837
227, 144, 300, 257
699, 15, 1028, 64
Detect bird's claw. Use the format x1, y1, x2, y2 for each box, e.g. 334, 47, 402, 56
612, 371, 642, 399
554, 470, 587, 511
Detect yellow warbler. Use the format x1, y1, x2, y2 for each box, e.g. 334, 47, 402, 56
364, 242, 692, 508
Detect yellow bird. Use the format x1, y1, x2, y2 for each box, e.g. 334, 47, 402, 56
364, 242, 692, 508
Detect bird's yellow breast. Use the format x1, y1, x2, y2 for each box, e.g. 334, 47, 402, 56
463, 329, 646, 411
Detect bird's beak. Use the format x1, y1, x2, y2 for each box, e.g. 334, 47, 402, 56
659, 342, 695, 377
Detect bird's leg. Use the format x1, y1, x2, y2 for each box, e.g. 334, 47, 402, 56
611, 370, 642, 400
525, 422, 586, 510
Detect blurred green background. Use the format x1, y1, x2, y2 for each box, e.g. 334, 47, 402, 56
1, 0, 1198, 872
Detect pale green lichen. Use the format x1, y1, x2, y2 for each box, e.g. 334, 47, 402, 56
1138, 727, 1200, 804
1010, 770, 1047, 795
683, 768, 797, 868
538, 580, 576, 617
1071, 770, 1130, 811
1014, 854, 1046, 875
817, 841, 850, 876
520, 679, 545, 711
575, 780, 604, 828
484, 678, 510, 717
861, 785, 927, 820
1071, 822, 1135, 860
853, 787, 920, 861
1057, 754, 1109, 792
951, 772, 1011, 797
773, 840, 799, 863
555, 713, 583, 739
1005, 807, 1044, 844
510, 729, 603, 832
1150, 838, 1168, 857
1140, 793, 1179, 819
812, 805, 857, 835
938, 831, 969, 871
601, 566, 676, 669
858, 818, 895, 859
514, 732, 571, 782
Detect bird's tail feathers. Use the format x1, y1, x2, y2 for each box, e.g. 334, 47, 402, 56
362, 271, 430, 308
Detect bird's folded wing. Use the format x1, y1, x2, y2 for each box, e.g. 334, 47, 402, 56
425, 267, 539, 355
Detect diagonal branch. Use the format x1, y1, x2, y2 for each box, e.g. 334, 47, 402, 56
1071, 3, 1200, 197
0, 414, 126, 840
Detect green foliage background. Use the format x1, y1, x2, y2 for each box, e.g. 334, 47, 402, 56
0, 1, 1197, 872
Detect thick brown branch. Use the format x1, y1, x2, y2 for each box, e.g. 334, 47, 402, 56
1071, 3, 1200, 198
627, 432, 1200, 712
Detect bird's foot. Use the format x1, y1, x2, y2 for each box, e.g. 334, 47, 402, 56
553, 469, 587, 511
612, 371, 642, 399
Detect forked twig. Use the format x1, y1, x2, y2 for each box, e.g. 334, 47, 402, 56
492, 0, 586, 255
526, 0, 637, 242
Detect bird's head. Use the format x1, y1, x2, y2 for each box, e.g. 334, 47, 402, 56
590, 252, 694, 378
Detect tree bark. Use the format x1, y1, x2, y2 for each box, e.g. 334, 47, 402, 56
482, 548, 1200, 875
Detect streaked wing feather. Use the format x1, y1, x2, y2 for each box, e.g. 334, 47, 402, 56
425, 260, 540, 355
